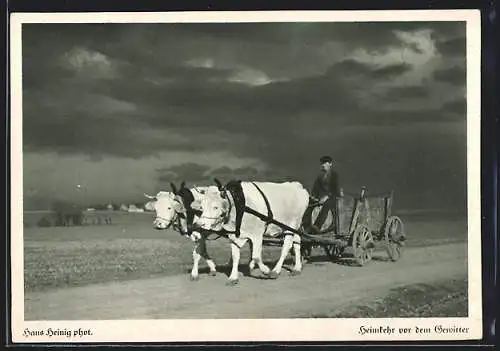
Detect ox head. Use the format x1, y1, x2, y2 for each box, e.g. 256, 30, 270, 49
144, 188, 183, 230
170, 181, 204, 235
192, 178, 230, 231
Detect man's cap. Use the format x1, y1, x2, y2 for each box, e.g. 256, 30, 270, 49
319, 156, 333, 164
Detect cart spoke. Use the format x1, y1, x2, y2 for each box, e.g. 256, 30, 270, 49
384, 216, 405, 262
352, 225, 374, 266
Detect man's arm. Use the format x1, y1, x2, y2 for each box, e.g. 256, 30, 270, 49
311, 176, 321, 200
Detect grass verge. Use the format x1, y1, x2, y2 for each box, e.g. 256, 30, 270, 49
312, 277, 468, 318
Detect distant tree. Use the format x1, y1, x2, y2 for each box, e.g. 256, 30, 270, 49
51, 200, 84, 227
89, 203, 106, 211
37, 216, 52, 227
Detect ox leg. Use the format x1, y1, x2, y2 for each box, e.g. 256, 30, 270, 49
198, 239, 217, 276
190, 242, 201, 281
271, 233, 294, 276
247, 240, 256, 272
291, 234, 303, 275
228, 236, 247, 285
248, 237, 271, 277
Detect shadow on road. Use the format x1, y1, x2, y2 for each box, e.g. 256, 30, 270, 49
192, 250, 394, 279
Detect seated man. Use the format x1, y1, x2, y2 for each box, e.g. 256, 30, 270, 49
304, 156, 341, 233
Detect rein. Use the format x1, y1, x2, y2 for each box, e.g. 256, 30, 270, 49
155, 210, 189, 235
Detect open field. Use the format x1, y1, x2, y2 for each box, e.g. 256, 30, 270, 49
23, 210, 148, 228
21, 211, 468, 319
23, 212, 467, 292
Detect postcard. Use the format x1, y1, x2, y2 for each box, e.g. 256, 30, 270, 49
10, 9, 482, 343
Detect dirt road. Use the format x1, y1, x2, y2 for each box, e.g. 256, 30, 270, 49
25, 242, 467, 320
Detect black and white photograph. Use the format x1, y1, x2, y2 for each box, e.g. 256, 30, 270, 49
10, 10, 482, 342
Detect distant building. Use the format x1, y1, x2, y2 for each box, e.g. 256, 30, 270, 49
128, 204, 145, 213
86, 208, 96, 212
119, 204, 129, 211
106, 204, 114, 211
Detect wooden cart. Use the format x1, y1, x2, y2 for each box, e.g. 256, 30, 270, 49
263, 187, 406, 267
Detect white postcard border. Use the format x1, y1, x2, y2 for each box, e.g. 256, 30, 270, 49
10, 9, 483, 343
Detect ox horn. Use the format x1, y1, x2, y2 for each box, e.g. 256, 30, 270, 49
144, 193, 156, 200
170, 182, 178, 194
193, 186, 205, 194
180, 181, 186, 189
214, 178, 223, 190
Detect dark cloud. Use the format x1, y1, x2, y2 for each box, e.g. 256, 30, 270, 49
435, 36, 467, 57
316, 106, 465, 129
21, 21, 468, 212
442, 98, 466, 115
174, 21, 463, 50
22, 89, 177, 158
384, 85, 430, 100
156, 164, 287, 187
372, 63, 414, 79
208, 166, 264, 181
22, 21, 466, 84
157, 163, 211, 184
21, 51, 458, 159
433, 66, 466, 85
326, 59, 412, 80
127, 58, 412, 126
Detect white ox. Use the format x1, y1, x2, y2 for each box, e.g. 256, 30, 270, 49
192, 180, 310, 285
144, 183, 218, 281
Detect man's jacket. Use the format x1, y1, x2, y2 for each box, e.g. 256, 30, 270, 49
311, 170, 340, 200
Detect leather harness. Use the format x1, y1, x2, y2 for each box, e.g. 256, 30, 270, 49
214, 180, 302, 239
165, 181, 321, 246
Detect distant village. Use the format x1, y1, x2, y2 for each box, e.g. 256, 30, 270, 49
26, 201, 152, 228
84, 203, 147, 213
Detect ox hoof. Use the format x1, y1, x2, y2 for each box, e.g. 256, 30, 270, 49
226, 279, 239, 286
209, 271, 217, 277
289, 270, 302, 276
249, 268, 260, 277
266, 271, 279, 279
190, 275, 199, 282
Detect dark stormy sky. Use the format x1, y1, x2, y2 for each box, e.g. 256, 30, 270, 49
22, 21, 467, 211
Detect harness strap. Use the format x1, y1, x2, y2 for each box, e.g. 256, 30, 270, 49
225, 191, 233, 225
177, 188, 195, 231
225, 180, 245, 237
177, 187, 203, 234
203, 180, 304, 239
242, 206, 302, 235
251, 182, 274, 228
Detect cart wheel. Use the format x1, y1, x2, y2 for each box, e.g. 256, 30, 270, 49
384, 216, 405, 262
352, 225, 375, 266
324, 245, 343, 261
311, 207, 336, 234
